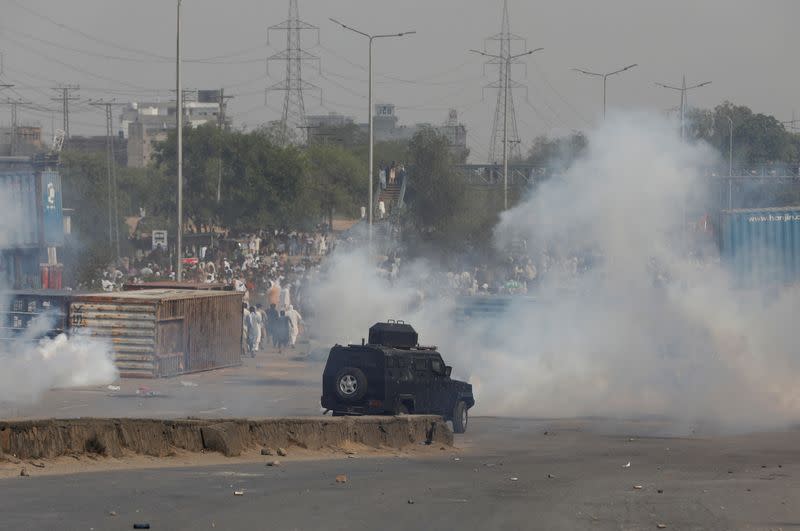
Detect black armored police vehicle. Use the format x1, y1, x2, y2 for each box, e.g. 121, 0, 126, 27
321, 321, 475, 433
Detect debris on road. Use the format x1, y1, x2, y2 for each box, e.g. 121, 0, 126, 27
108, 511, 117, 517
634, 485, 643, 490
547, 474, 556, 479
180, 381, 199, 388
266, 460, 281, 467
623, 462, 631, 468
107, 385, 121, 391
657, 525, 667, 529
407, 499, 415, 505
133, 525, 151, 530
261, 448, 274, 456
657, 489, 664, 494
234, 491, 244, 496
29, 461, 45, 468
335, 474, 348, 484
510, 477, 519, 481
452, 457, 461, 462
277, 447, 288, 457
19, 468, 29, 477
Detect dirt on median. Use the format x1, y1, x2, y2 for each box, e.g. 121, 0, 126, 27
0, 416, 453, 463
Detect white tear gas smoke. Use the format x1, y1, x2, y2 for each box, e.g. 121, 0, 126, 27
308, 112, 800, 432
0, 188, 118, 407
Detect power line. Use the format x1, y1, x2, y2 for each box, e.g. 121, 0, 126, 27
51, 84, 79, 140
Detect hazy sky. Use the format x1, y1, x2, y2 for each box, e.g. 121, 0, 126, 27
1, 0, 796, 162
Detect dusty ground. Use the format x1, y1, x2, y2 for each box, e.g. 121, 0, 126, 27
2, 417, 799, 530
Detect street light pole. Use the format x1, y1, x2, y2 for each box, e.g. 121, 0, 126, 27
572, 64, 638, 120
176, 0, 183, 281
330, 18, 415, 250
656, 76, 711, 141
470, 47, 543, 210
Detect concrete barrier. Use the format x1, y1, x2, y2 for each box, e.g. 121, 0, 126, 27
0, 416, 453, 459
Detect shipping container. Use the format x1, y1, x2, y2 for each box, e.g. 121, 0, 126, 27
0, 290, 71, 341
0, 171, 39, 247
720, 206, 800, 287
69, 289, 243, 378
122, 281, 233, 292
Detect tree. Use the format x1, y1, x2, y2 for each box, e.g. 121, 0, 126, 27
525, 132, 588, 170
687, 102, 798, 164
305, 144, 366, 226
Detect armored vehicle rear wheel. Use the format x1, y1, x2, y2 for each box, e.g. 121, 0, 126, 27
335, 367, 367, 402
452, 401, 468, 434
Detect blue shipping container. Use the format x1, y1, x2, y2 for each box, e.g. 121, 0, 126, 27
0, 171, 39, 247
40, 170, 64, 246
720, 207, 800, 287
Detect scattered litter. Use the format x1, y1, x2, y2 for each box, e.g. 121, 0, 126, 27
133, 525, 151, 530
277, 448, 288, 457
657, 489, 663, 494
633, 485, 643, 490
510, 477, 519, 481
628, 438, 635, 442
623, 462, 631, 468
261, 448, 273, 456
547, 474, 555, 479
657, 525, 667, 529
108, 511, 117, 516
543, 431, 549, 436
266, 460, 281, 467
335, 474, 348, 484
727, 470, 733, 474
452, 457, 461, 462
761, 465, 767, 469
407, 499, 415, 505
29, 462, 45, 469
180, 381, 199, 388
484, 463, 496, 468
107, 385, 121, 391
19, 468, 28, 477
136, 386, 159, 397
347, 454, 356, 459
234, 491, 244, 496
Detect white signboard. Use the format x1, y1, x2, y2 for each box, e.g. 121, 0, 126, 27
152, 230, 168, 250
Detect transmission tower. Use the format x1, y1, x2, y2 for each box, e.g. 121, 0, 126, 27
89, 100, 125, 260
483, 0, 526, 163
267, 0, 321, 143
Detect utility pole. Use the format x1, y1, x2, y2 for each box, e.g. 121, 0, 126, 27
573, 64, 638, 119
656, 76, 711, 141
51, 84, 80, 142
176, 0, 183, 281
216, 88, 233, 203
1, 97, 32, 156
90, 100, 125, 259
330, 18, 416, 249
471, 48, 543, 210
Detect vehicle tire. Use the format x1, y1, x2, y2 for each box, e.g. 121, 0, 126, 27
334, 367, 367, 402
452, 401, 468, 434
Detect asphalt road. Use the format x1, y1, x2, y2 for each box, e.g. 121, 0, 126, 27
2, 417, 799, 531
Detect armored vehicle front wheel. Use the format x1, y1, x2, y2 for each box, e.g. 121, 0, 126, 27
335, 367, 367, 402
452, 401, 468, 434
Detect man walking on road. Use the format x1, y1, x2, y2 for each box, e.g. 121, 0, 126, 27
285, 304, 303, 348
266, 303, 280, 348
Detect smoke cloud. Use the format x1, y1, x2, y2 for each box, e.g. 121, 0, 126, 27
0, 183, 118, 407
308, 112, 800, 432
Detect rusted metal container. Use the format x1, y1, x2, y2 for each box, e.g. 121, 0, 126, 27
122, 281, 233, 291
0, 290, 71, 341
69, 289, 243, 378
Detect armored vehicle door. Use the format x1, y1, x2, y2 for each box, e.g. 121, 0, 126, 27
411, 355, 433, 412
429, 355, 452, 416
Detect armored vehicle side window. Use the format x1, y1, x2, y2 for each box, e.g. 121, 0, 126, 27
431, 359, 444, 375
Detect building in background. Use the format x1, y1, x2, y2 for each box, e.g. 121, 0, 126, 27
0, 125, 44, 157
122, 90, 229, 168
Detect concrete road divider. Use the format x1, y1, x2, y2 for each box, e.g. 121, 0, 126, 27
0, 416, 453, 459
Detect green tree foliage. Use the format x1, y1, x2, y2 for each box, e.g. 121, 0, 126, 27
404, 128, 498, 252
524, 132, 588, 169
687, 102, 799, 163
306, 144, 366, 225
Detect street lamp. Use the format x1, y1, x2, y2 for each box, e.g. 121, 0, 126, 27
572, 63, 637, 119
176, 0, 184, 281
656, 75, 711, 141
329, 18, 415, 249
469, 47, 543, 210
